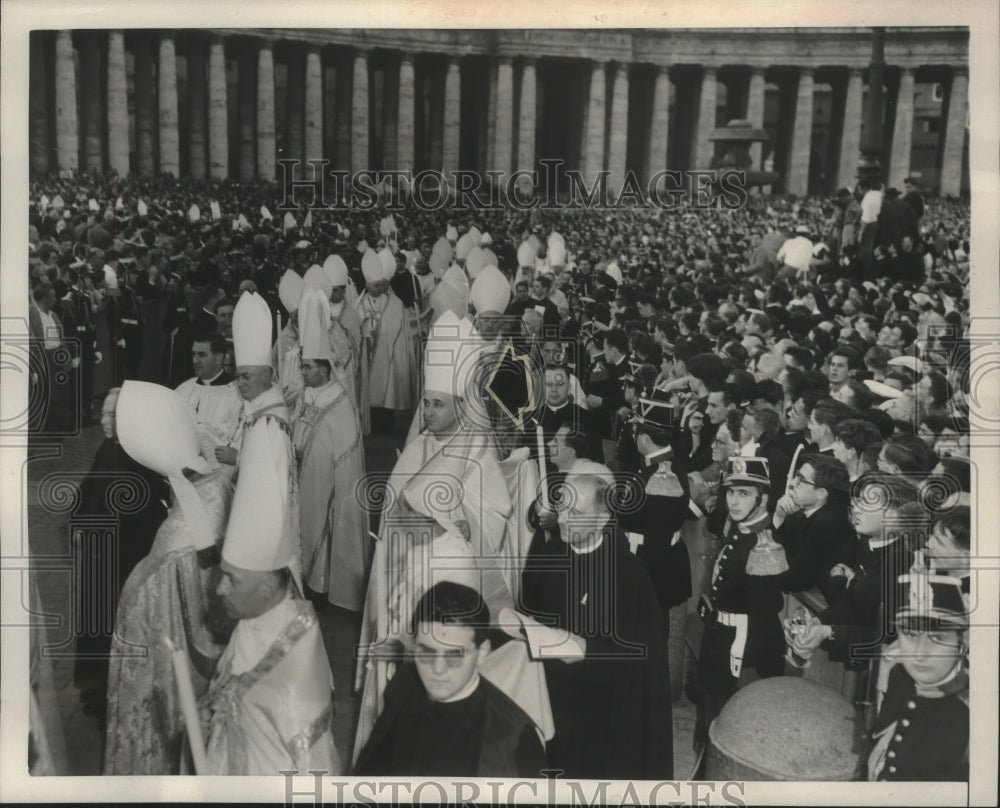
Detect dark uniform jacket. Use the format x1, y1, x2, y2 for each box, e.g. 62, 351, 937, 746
776, 501, 855, 596
870, 664, 968, 782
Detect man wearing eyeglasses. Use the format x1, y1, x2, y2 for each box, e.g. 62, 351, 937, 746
772, 453, 854, 597
353, 581, 546, 777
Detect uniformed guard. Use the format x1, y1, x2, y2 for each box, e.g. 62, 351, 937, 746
696, 456, 785, 734
867, 563, 969, 781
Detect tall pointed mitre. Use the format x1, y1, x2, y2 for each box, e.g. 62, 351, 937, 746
222, 417, 298, 581
303, 263, 332, 299
517, 241, 536, 269
378, 247, 397, 280
278, 270, 305, 314
470, 265, 510, 315
423, 309, 477, 400
232, 291, 274, 367
361, 249, 383, 284
465, 246, 486, 279
430, 264, 469, 319
323, 254, 349, 287
116, 381, 214, 549
299, 289, 335, 364
455, 232, 475, 261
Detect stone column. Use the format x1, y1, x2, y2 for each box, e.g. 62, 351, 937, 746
939, 68, 968, 197
786, 66, 814, 196
888, 67, 915, 189
746, 67, 766, 169
583, 60, 606, 180
647, 65, 671, 180
486, 58, 498, 169
54, 31, 79, 175
442, 56, 462, 176
237, 42, 256, 183
351, 47, 370, 176
836, 68, 863, 190
29, 33, 50, 175
691, 66, 717, 169
517, 57, 537, 175
304, 47, 324, 170
607, 62, 629, 193
188, 36, 207, 180
208, 36, 229, 178
158, 33, 180, 177
257, 39, 276, 181
107, 31, 129, 176
397, 52, 416, 173
494, 57, 514, 177
286, 50, 305, 164
133, 34, 156, 175
80, 32, 103, 172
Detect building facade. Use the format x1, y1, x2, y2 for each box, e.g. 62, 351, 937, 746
28, 27, 970, 196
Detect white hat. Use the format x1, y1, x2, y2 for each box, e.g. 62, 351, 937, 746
465, 245, 486, 278
283, 211, 296, 233
103, 264, 118, 290
468, 226, 483, 246
302, 210, 313, 231
137, 198, 148, 217
480, 232, 493, 246
548, 232, 566, 266
446, 224, 458, 243
233, 291, 274, 368
303, 264, 332, 299
517, 241, 536, 268
299, 289, 335, 363
429, 252, 449, 278
222, 416, 297, 576
888, 355, 923, 372
482, 248, 499, 270
188, 204, 200, 223
237, 213, 251, 232
470, 266, 510, 315
424, 315, 477, 399
260, 205, 273, 222
795, 224, 810, 235
278, 270, 305, 313
323, 254, 349, 287
864, 379, 903, 400
361, 249, 383, 284
605, 262, 623, 285
210, 200, 221, 220
379, 214, 397, 237
378, 247, 397, 280
430, 265, 469, 319
455, 232, 475, 261
432, 236, 453, 264
116, 381, 214, 549
88, 198, 100, 212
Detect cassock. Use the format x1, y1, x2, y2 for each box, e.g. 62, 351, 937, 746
357, 288, 418, 413
73, 438, 170, 709
520, 529, 673, 780
202, 596, 341, 775
175, 370, 243, 464
104, 466, 235, 775
293, 379, 369, 611
353, 664, 547, 777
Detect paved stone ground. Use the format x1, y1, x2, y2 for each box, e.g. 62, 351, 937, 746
28, 409, 697, 777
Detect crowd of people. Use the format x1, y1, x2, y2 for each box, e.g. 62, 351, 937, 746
27, 165, 972, 782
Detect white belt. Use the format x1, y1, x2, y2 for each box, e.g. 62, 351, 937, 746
121, 318, 139, 325
716, 610, 749, 678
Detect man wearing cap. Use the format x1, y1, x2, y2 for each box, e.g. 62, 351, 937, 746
866, 567, 968, 781
697, 456, 785, 729
516, 467, 673, 779
292, 289, 368, 613
201, 417, 340, 775
175, 334, 243, 467
275, 270, 306, 409
213, 294, 298, 564
618, 404, 693, 638
356, 249, 417, 433
104, 381, 234, 775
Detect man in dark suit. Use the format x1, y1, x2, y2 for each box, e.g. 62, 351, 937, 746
354, 582, 546, 777
773, 453, 855, 598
